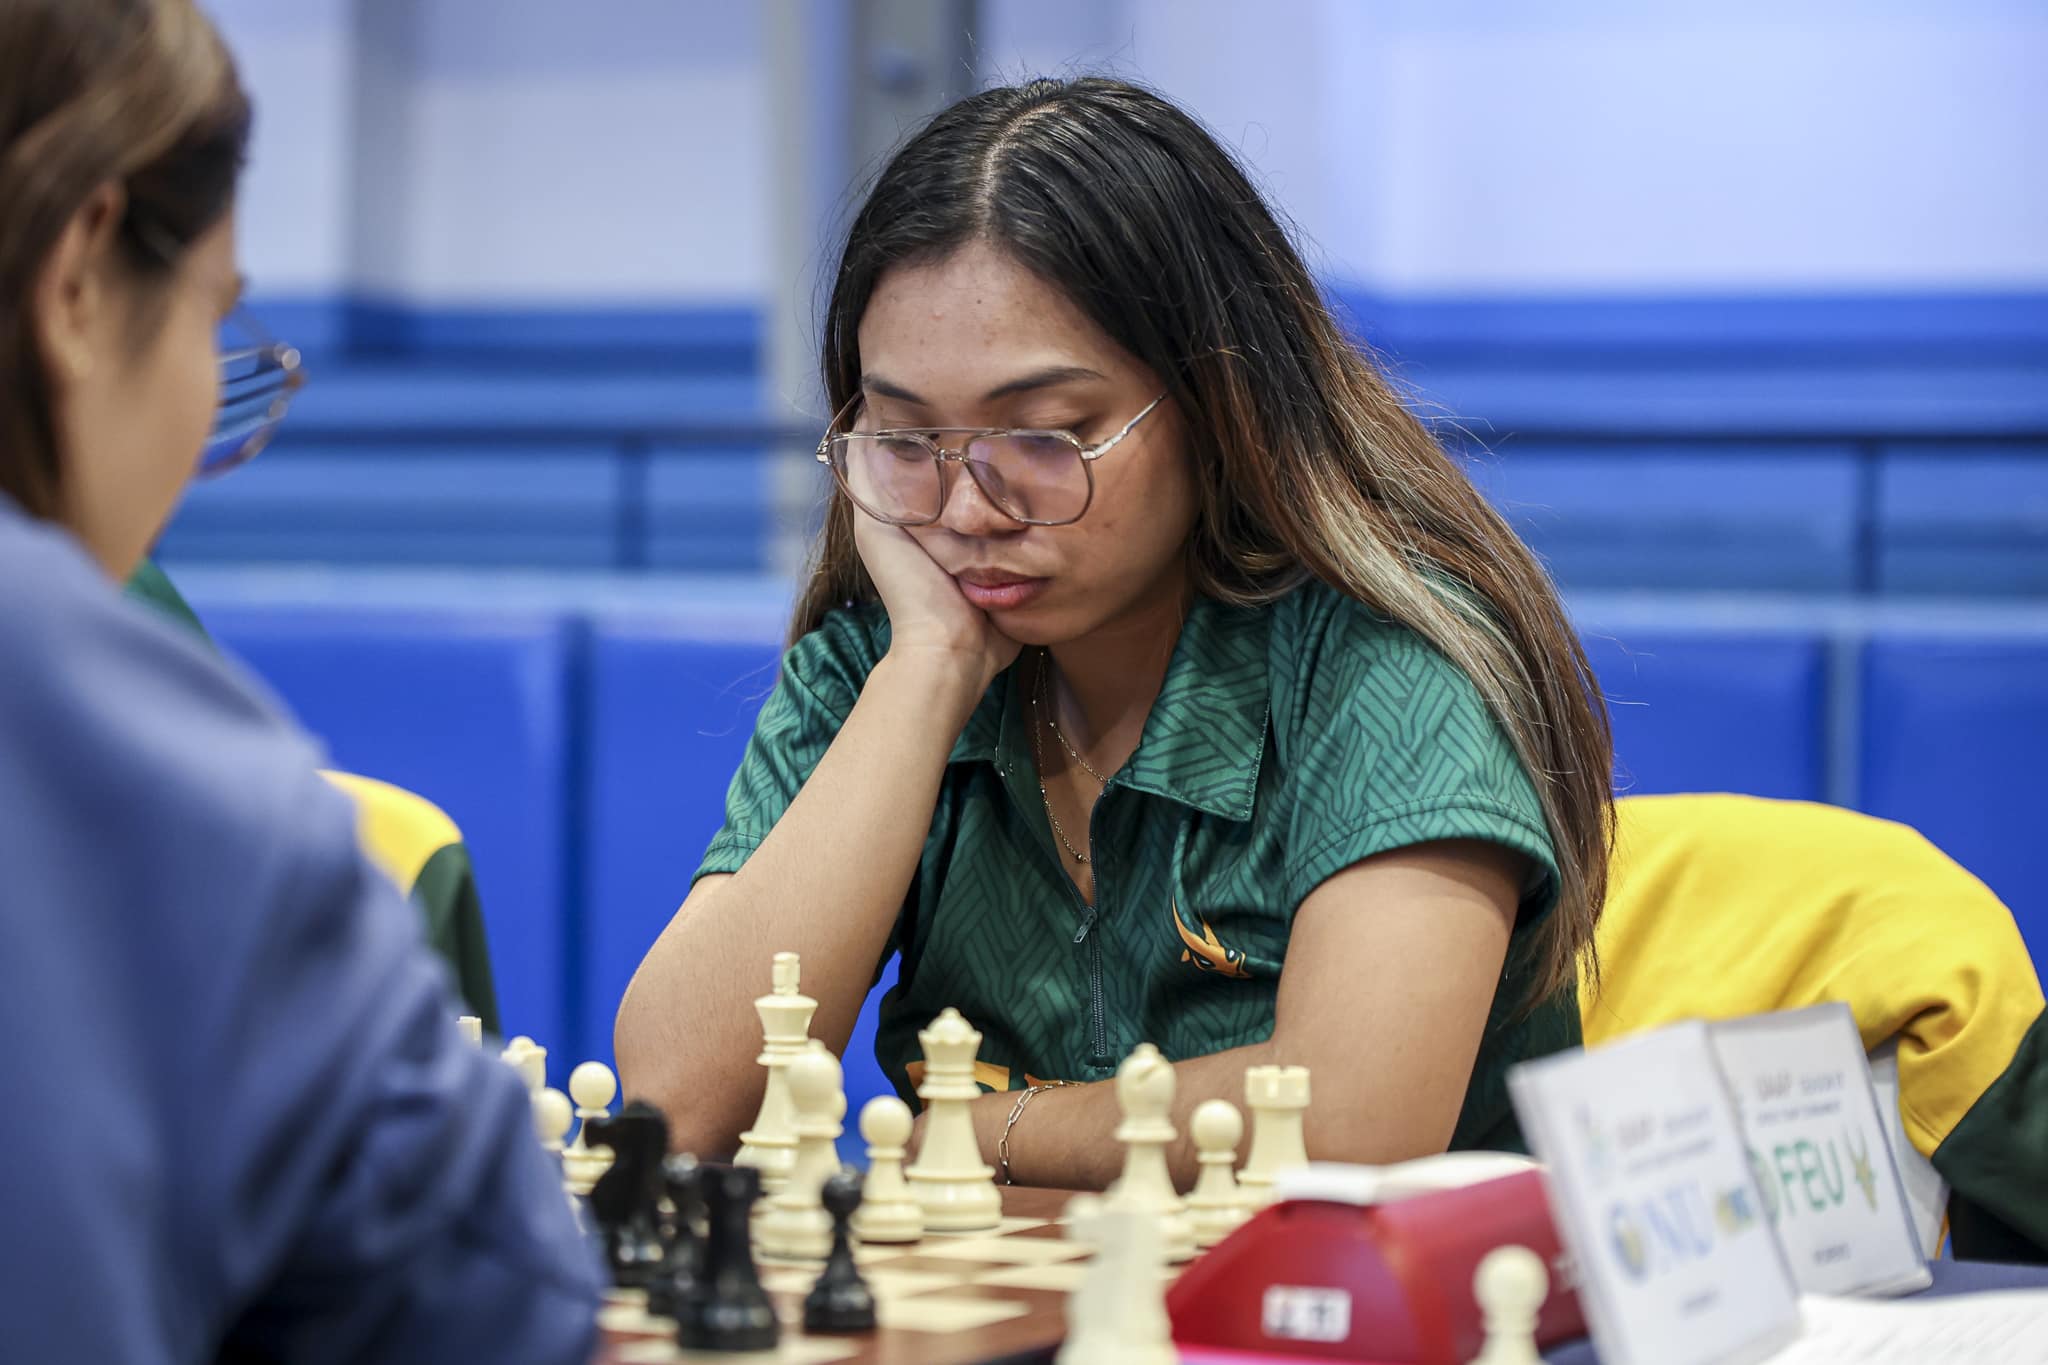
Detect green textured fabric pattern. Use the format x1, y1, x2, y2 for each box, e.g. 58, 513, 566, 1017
699, 581, 1574, 1151
413, 842, 501, 1035
1935, 1006, 2048, 1263
124, 560, 212, 643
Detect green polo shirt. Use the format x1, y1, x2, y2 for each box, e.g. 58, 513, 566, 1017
697, 580, 1578, 1151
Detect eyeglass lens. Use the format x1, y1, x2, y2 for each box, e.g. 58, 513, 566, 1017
835, 432, 1090, 524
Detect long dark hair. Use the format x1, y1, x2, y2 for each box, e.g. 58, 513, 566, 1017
794, 78, 1613, 1007
0, 0, 249, 518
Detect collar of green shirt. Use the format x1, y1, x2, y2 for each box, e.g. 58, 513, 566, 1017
945, 594, 1273, 821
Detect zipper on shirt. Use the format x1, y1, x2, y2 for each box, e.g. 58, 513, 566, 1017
1070, 902, 1109, 1065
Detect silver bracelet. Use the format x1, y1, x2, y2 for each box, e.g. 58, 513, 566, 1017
997, 1081, 1071, 1185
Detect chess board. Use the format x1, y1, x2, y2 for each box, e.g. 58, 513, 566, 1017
593, 1186, 1147, 1365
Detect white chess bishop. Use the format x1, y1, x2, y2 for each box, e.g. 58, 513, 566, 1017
735, 951, 816, 1195
755, 1039, 845, 1261
904, 1008, 1001, 1231
1103, 1043, 1195, 1263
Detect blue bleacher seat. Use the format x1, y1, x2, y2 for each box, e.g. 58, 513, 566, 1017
1462, 444, 1860, 591
164, 444, 624, 567
1579, 631, 1830, 800
644, 447, 780, 572
196, 605, 578, 1081
1860, 637, 2048, 964
1877, 445, 2048, 594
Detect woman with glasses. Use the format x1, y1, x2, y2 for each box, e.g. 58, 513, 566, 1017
618, 78, 1615, 1190
0, 3, 598, 1359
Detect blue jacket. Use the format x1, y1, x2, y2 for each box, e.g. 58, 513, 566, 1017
0, 495, 602, 1363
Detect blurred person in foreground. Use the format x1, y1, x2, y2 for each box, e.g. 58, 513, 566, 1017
0, 2, 601, 1360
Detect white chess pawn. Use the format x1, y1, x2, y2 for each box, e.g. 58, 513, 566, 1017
755, 1040, 843, 1261
532, 1086, 572, 1154
850, 1095, 923, 1244
905, 1008, 1001, 1231
1239, 1064, 1310, 1207
1186, 1098, 1252, 1249
1105, 1044, 1196, 1264
456, 1015, 483, 1047
561, 1060, 618, 1197
735, 952, 817, 1195
1469, 1245, 1547, 1365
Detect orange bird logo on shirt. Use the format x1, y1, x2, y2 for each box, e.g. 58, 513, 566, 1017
1172, 898, 1250, 978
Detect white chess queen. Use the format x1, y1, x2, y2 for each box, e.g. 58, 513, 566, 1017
616, 77, 1614, 1192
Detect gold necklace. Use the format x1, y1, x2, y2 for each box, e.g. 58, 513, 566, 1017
1032, 652, 1111, 782
1030, 659, 1098, 866
1032, 654, 1114, 785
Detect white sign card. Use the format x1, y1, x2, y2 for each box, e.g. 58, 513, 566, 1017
1707, 1004, 1933, 1297
1510, 1021, 1801, 1365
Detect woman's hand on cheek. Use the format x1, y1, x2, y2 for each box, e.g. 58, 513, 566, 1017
856, 512, 1023, 694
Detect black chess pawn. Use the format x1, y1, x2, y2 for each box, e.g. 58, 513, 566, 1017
803, 1168, 878, 1334
682, 1165, 778, 1353
646, 1153, 703, 1323
583, 1100, 669, 1289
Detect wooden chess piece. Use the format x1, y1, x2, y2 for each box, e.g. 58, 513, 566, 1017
1105, 1043, 1195, 1263
647, 1154, 703, 1323
905, 1008, 1001, 1231
681, 1165, 778, 1353
804, 1170, 878, 1333
1239, 1064, 1310, 1207
1469, 1245, 1547, 1365
850, 1095, 923, 1243
735, 951, 816, 1194
755, 1040, 844, 1261
583, 1101, 669, 1290
1186, 1097, 1253, 1248
562, 1060, 618, 1197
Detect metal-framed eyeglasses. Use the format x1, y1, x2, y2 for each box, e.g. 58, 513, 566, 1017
816, 392, 1167, 527
200, 310, 305, 478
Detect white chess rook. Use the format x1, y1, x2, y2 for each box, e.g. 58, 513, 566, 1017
1469, 1244, 1547, 1365
755, 1039, 845, 1261
904, 1008, 1001, 1231
1186, 1098, 1253, 1248
1105, 1043, 1196, 1263
735, 951, 817, 1195
1239, 1064, 1311, 1206
561, 1060, 618, 1197
850, 1096, 923, 1244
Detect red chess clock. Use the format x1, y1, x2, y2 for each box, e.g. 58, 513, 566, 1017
1166, 1168, 1585, 1364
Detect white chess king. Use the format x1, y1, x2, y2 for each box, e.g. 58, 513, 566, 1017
735, 951, 816, 1194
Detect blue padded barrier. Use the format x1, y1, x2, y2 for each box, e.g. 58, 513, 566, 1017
1460, 445, 1861, 592
1580, 631, 1830, 801
196, 605, 578, 1083
1861, 637, 2048, 965
1876, 446, 2048, 595
164, 444, 624, 568
580, 612, 901, 1156
581, 618, 783, 1078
